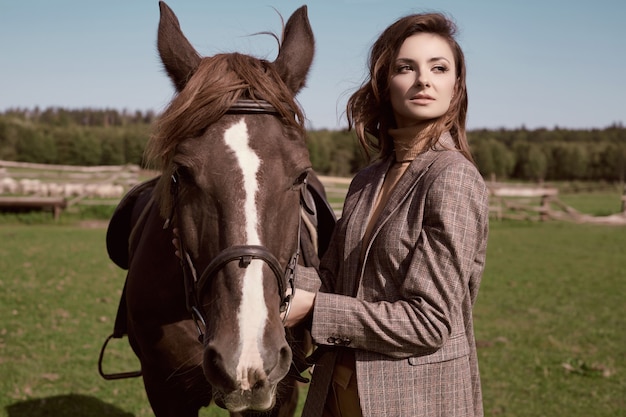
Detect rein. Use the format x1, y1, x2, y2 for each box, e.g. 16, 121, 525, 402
163, 99, 303, 341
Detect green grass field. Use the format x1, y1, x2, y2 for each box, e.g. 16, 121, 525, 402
476, 221, 625, 416
1, 203, 625, 416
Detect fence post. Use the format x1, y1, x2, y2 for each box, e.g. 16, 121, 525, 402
540, 194, 551, 221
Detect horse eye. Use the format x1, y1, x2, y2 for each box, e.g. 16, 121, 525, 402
175, 166, 194, 185
293, 171, 309, 187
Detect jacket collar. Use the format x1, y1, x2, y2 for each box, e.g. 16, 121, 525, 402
361, 131, 457, 243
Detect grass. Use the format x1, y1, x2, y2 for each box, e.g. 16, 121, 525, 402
559, 191, 624, 216
0, 225, 151, 416
476, 220, 625, 416
0, 224, 299, 417
0, 191, 625, 416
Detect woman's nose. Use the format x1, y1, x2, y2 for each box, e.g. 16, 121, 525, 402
415, 71, 430, 87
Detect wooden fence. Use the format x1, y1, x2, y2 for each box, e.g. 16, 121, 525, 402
0, 160, 141, 218
488, 182, 626, 225
1, 161, 624, 225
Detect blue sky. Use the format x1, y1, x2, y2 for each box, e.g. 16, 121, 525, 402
1, 0, 624, 130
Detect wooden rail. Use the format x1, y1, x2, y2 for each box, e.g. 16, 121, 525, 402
0, 196, 67, 220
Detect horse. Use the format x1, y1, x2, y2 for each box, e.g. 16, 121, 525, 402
99, 2, 335, 416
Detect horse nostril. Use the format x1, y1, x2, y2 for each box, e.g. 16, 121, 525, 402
278, 345, 292, 374
204, 344, 236, 392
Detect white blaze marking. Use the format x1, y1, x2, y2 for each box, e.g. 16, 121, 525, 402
223, 119, 267, 390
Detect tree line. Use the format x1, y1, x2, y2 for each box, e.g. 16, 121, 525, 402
1, 107, 625, 182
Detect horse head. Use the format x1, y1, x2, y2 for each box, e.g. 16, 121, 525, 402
144, 1, 314, 412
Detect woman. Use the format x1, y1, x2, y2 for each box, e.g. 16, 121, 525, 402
289, 12, 490, 417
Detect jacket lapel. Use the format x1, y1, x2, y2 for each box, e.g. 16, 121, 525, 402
342, 133, 457, 293
341, 160, 389, 295
363, 133, 457, 260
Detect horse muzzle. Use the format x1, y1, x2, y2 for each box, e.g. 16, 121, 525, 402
203, 334, 292, 411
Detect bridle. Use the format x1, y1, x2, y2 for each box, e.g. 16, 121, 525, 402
163, 99, 304, 341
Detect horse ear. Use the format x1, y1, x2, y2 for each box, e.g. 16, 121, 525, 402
273, 6, 315, 94
157, 1, 202, 92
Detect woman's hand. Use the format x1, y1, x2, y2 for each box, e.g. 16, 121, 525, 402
282, 288, 316, 328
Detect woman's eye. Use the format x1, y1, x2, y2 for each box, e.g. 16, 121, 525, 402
433, 65, 449, 73
396, 64, 413, 73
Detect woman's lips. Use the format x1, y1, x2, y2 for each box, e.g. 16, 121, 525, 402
410, 94, 434, 104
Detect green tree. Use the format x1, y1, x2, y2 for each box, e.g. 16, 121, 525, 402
472, 138, 515, 181
472, 138, 496, 179
0, 118, 20, 160
513, 141, 548, 181
99, 130, 126, 165
490, 140, 515, 180
15, 128, 57, 163
123, 126, 150, 166
600, 143, 626, 182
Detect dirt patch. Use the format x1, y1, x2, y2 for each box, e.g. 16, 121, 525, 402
78, 220, 109, 229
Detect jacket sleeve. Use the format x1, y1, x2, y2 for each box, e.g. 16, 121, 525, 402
310, 162, 489, 358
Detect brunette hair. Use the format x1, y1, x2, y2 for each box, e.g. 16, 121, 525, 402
346, 13, 473, 162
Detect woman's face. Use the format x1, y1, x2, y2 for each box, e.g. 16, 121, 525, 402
389, 33, 457, 128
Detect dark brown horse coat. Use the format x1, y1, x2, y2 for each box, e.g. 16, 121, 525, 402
99, 3, 334, 416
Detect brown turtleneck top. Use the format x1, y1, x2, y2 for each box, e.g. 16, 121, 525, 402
361, 126, 431, 253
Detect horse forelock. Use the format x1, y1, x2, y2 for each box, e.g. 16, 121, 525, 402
146, 52, 306, 220
146, 53, 305, 171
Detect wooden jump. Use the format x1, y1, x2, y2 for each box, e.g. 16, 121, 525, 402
0, 196, 67, 220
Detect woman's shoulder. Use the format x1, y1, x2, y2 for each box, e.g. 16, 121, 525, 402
427, 150, 489, 197
350, 158, 388, 188
430, 149, 482, 178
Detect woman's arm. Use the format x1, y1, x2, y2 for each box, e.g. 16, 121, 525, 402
310, 162, 489, 358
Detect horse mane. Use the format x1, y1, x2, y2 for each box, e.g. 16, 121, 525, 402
145, 53, 306, 170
